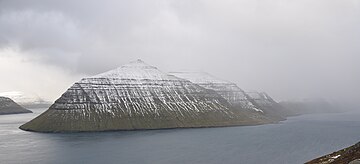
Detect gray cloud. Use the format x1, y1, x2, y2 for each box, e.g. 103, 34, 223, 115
0, 0, 359, 103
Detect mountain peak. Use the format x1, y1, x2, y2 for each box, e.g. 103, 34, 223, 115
91, 60, 178, 80
120, 59, 157, 69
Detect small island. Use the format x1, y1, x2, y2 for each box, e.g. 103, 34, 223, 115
20, 60, 275, 133
0, 96, 32, 115
19, 60, 339, 133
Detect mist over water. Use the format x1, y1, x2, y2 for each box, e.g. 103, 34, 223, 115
1, 108, 360, 164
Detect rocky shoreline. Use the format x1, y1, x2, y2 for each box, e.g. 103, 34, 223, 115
306, 142, 360, 164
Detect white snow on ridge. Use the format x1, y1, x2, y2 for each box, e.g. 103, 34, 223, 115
93, 59, 180, 81
246, 92, 273, 101
170, 72, 263, 112
246, 92, 263, 99
330, 155, 341, 159
51, 60, 236, 119
246, 91, 277, 107
170, 72, 231, 84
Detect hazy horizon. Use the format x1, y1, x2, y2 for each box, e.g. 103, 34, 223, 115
0, 0, 359, 105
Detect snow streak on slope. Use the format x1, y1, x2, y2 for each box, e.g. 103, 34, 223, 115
245, 91, 289, 120
93, 60, 179, 80
246, 91, 277, 107
169, 72, 262, 112
20, 60, 263, 132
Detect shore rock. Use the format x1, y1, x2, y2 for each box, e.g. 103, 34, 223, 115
306, 142, 360, 164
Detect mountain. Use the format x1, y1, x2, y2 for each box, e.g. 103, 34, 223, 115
0, 91, 51, 108
306, 142, 360, 164
20, 60, 267, 132
245, 91, 289, 119
169, 72, 262, 111
0, 96, 32, 115
170, 72, 284, 121
279, 99, 339, 115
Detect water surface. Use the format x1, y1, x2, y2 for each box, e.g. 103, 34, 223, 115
1, 108, 360, 164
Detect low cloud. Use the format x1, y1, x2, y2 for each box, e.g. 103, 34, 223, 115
0, 48, 85, 101
0, 0, 359, 103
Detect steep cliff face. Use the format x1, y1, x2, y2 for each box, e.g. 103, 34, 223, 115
0, 96, 32, 115
20, 60, 264, 132
169, 72, 261, 112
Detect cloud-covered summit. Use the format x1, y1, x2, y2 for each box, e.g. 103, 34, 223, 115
0, 0, 359, 103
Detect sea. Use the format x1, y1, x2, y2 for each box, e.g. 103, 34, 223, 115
1, 108, 360, 164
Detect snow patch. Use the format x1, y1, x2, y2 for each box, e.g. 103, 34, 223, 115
331, 155, 341, 159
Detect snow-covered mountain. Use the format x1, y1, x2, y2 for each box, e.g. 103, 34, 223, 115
20, 60, 266, 132
0, 96, 32, 115
169, 72, 292, 121
246, 91, 288, 119
246, 91, 277, 107
0, 91, 51, 108
169, 72, 262, 112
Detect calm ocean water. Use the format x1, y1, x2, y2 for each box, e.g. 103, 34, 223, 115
1, 108, 360, 164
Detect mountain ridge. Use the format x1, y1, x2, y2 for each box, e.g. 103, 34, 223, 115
20, 60, 268, 132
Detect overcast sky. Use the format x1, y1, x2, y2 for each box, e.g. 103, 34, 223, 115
0, 0, 359, 103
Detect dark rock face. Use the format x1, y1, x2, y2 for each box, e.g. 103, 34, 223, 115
0, 97, 32, 115
306, 142, 360, 164
20, 60, 265, 133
